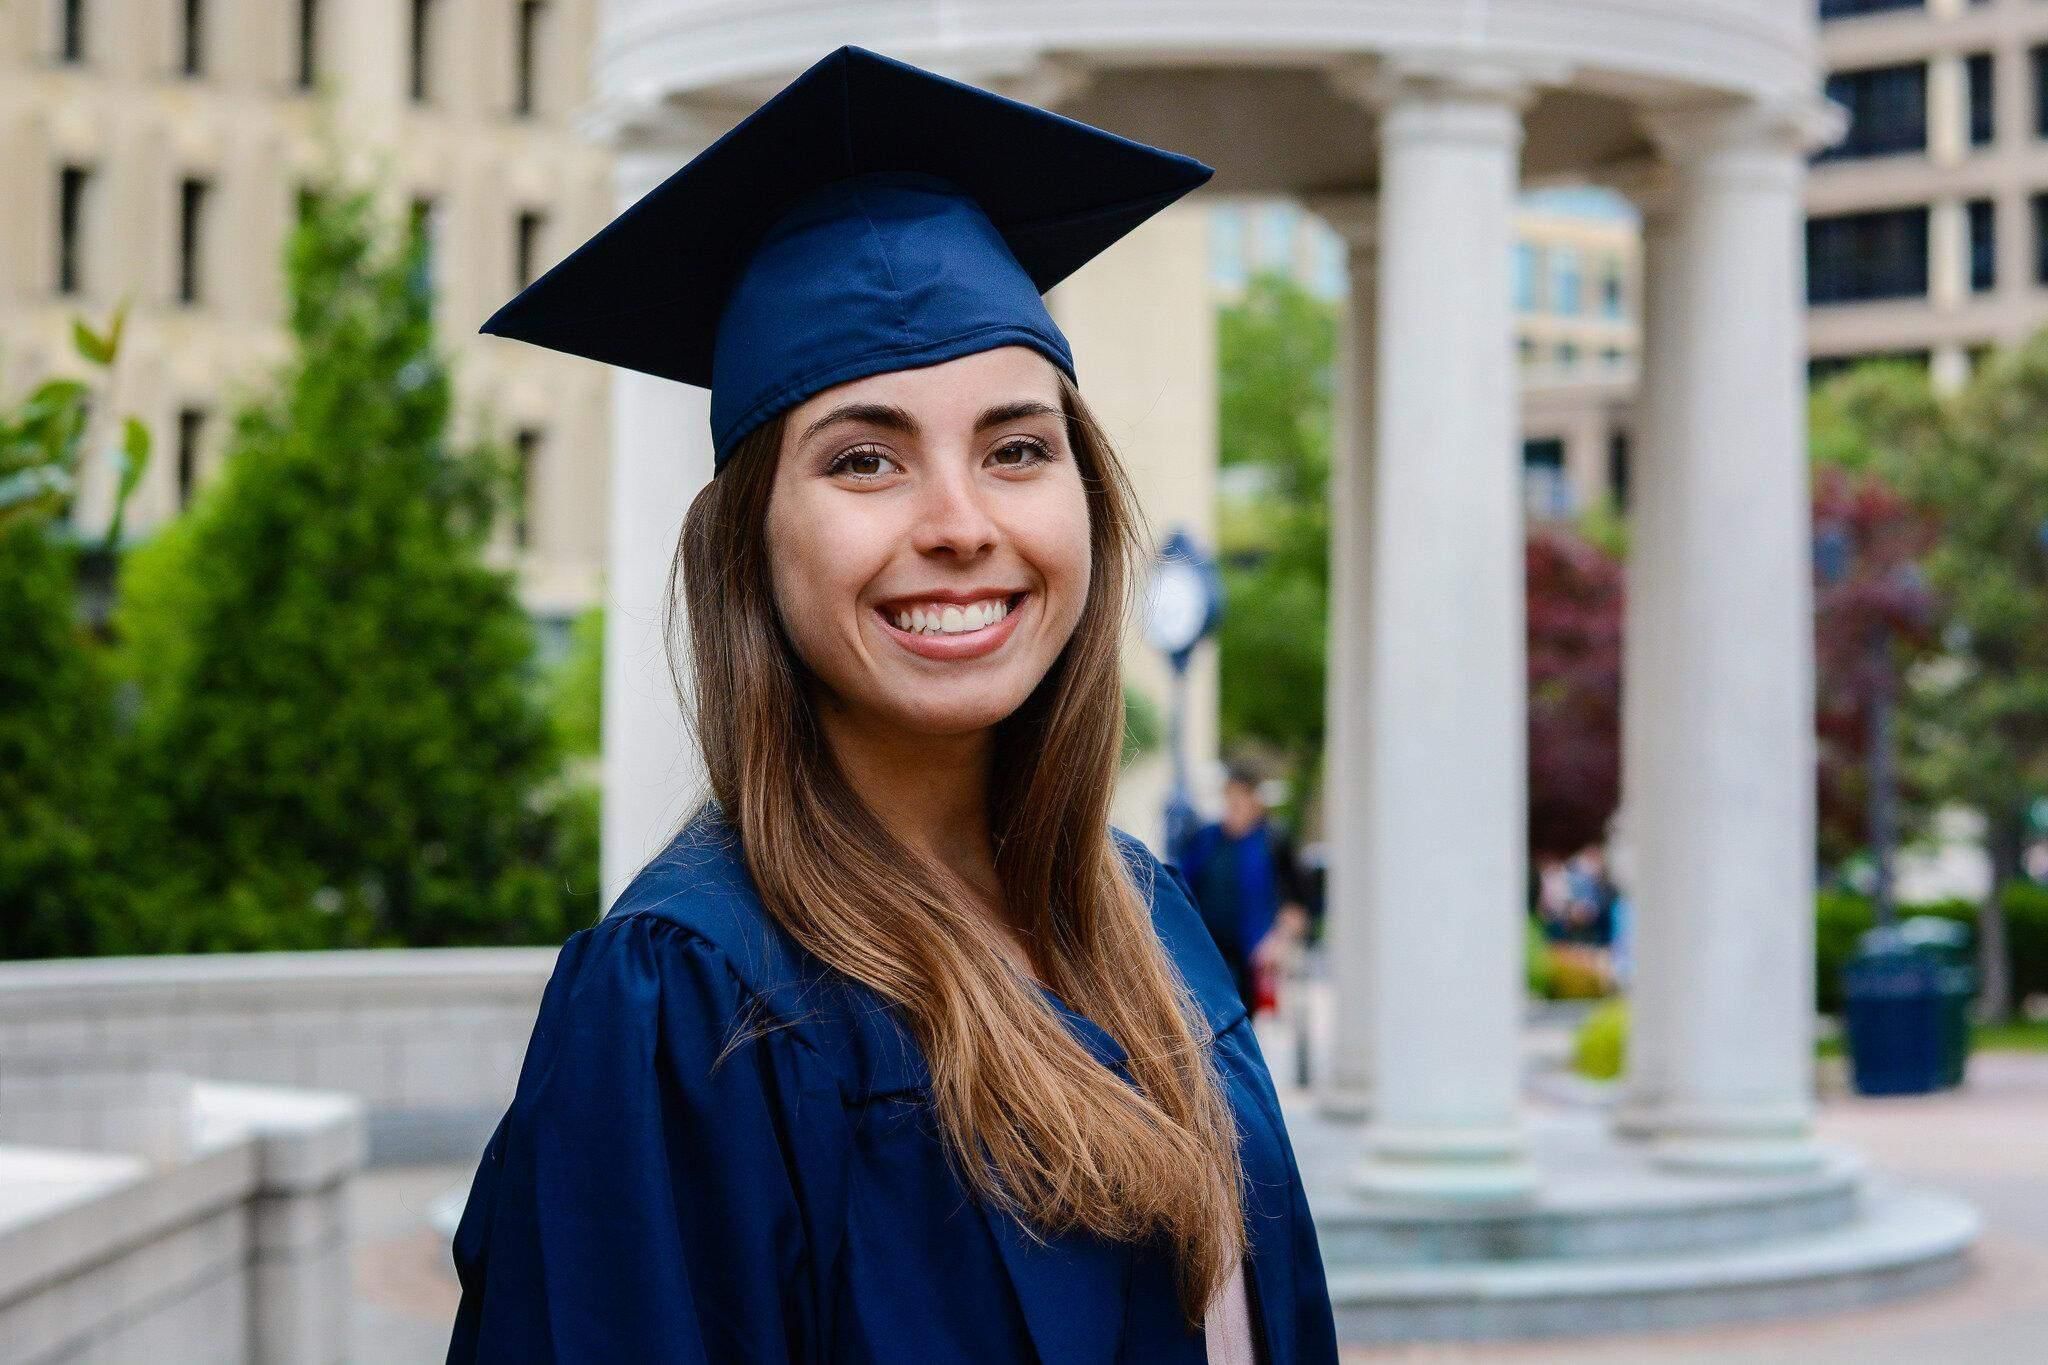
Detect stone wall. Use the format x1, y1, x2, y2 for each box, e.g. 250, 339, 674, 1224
0, 948, 557, 1165
0, 1074, 364, 1365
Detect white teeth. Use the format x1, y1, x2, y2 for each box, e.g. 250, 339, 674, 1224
888, 597, 1013, 635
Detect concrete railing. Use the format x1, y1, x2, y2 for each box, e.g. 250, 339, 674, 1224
0, 947, 566, 1363
0, 1071, 365, 1364
0, 948, 559, 1165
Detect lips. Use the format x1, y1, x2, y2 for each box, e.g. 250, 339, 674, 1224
873, 591, 1028, 662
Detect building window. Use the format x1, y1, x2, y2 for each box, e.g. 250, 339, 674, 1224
180, 0, 205, 76
409, 0, 438, 104
514, 0, 546, 117
2033, 46, 2048, 139
1253, 202, 1298, 272
1600, 345, 1624, 369
58, 0, 86, 63
1819, 64, 1927, 161
515, 210, 546, 289
1209, 206, 1247, 291
1556, 341, 1579, 370
1807, 207, 1930, 304
1968, 199, 1996, 293
1312, 227, 1345, 301
1818, 0, 1923, 17
1608, 430, 1630, 513
1967, 54, 1994, 148
295, 0, 319, 89
1518, 335, 1539, 366
1513, 241, 1542, 312
1552, 246, 1582, 315
408, 195, 438, 293
1522, 438, 1571, 521
2031, 193, 2048, 285
176, 408, 206, 508
1598, 256, 1623, 318
57, 165, 91, 295
513, 428, 543, 549
178, 177, 210, 304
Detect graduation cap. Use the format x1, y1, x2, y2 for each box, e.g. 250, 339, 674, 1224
479, 44, 1214, 471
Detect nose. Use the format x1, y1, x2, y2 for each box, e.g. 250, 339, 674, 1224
909, 460, 998, 559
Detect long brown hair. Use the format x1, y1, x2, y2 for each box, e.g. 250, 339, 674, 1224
668, 368, 1245, 1322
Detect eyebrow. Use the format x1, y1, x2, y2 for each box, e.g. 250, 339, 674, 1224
797, 398, 1062, 447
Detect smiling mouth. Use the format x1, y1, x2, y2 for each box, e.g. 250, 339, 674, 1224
876, 592, 1027, 637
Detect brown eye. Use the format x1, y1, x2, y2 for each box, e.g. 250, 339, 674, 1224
827, 446, 897, 479
990, 438, 1052, 469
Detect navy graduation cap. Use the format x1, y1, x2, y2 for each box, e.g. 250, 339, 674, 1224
479, 45, 1215, 471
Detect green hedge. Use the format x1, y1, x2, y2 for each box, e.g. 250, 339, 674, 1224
1816, 884, 2048, 1014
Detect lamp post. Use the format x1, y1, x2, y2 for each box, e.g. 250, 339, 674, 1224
1142, 526, 1223, 866
1815, 518, 1929, 929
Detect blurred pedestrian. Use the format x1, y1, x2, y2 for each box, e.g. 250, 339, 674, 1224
1175, 762, 1315, 1016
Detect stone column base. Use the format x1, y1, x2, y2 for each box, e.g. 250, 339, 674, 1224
1352, 1122, 1538, 1202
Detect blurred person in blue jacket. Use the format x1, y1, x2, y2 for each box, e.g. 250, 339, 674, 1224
1176, 762, 1315, 1015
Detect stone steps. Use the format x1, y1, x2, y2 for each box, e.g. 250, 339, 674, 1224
1324, 1181, 1979, 1343
1289, 1105, 1981, 1343
1298, 1118, 1868, 1265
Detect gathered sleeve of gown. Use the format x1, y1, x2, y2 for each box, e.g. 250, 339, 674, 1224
446, 911, 853, 1364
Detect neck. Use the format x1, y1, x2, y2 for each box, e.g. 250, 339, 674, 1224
817, 700, 996, 887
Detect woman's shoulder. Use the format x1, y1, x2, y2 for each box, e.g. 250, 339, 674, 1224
1107, 825, 1249, 1040
603, 802, 805, 990
583, 803, 929, 1099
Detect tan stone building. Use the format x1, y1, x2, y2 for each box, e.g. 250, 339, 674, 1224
0, 0, 615, 630
1809, 0, 2048, 388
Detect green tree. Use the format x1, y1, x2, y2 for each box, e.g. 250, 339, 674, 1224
1806, 364, 1947, 873
543, 604, 604, 760
1214, 272, 1336, 814
1886, 337, 2048, 1019
1, 312, 149, 957
0, 520, 121, 956
112, 179, 576, 951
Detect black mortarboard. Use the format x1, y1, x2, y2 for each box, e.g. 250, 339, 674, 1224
479, 44, 1214, 471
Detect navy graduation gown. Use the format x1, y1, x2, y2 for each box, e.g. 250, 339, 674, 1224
447, 806, 1339, 1364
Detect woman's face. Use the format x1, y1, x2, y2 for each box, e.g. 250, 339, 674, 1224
765, 345, 1092, 740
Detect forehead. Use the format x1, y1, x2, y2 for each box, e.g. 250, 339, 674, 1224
783, 345, 1064, 433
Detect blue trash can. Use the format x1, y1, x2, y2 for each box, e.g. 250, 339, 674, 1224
1841, 925, 1947, 1096
1897, 916, 1976, 1088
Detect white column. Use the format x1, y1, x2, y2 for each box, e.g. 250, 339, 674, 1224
600, 137, 717, 903
1612, 178, 1680, 1141
1628, 100, 1836, 1172
1303, 193, 1376, 1120
1351, 63, 1536, 1199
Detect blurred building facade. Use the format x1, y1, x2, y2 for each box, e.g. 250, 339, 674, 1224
0, 0, 614, 630
1210, 191, 1640, 523
1808, 0, 2048, 388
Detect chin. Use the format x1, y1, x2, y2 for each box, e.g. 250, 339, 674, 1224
880, 690, 1029, 738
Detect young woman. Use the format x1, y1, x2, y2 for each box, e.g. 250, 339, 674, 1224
446, 45, 1339, 1365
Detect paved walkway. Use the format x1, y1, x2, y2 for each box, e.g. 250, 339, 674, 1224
350, 1163, 467, 1363
347, 1053, 2048, 1363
